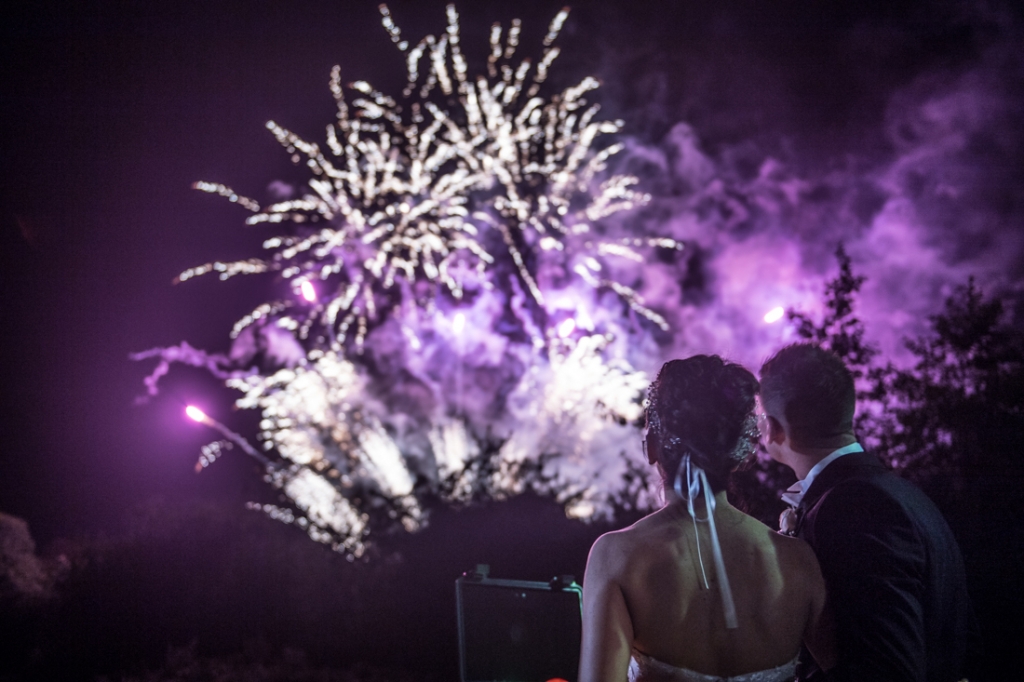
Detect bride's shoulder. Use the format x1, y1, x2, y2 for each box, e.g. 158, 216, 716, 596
586, 519, 674, 588
589, 510, 672, 556
767, 531, 824, 576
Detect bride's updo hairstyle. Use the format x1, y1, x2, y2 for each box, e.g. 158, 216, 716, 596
647, 355, 759, 493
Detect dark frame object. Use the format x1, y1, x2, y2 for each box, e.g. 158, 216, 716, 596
456, 566, 583, 682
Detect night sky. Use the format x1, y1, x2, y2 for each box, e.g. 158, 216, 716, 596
2, 0, 1023, 549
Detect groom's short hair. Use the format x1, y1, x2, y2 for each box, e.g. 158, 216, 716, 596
759, 343, 855, 447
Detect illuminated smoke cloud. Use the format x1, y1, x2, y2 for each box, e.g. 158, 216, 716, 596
593, 1, 1024, 367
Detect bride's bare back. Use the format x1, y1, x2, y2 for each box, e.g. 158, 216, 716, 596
579, 493, 832, 682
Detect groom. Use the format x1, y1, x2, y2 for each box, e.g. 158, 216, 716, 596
759, 343, 977, 682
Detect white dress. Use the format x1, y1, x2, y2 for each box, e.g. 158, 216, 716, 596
629, 651, 798, 682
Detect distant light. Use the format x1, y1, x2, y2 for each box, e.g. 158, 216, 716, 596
452, 312, 465, 335
764, 306, 785, 324
185, 405, 208, 423
558, 318, 576, 337
300, 281, 317, 302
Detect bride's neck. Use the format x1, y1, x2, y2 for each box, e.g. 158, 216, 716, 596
663, 487, 731, 512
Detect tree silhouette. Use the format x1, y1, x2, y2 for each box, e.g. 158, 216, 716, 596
868, 279, 1024, 499
787, 243, 878, 378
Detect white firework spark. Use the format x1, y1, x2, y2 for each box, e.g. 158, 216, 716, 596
499, 331, 655, 518
226, 350, 421, 554
182, 4, 679, 349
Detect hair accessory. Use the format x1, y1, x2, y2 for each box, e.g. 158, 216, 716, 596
730, 412, 759, 463
674, 453, 738, 629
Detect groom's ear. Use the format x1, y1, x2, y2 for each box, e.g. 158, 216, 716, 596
765, 415, 787, 445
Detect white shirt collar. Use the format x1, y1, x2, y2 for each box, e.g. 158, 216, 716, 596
780, 442, 863, 508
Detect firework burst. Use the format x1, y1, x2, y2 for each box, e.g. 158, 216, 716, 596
139, 5, 677, 556
182, 4, 677, 350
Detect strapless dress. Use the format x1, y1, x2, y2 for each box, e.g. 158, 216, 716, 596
628, 651, 798, 682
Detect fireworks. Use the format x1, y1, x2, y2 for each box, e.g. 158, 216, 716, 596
185, 4, 678, 349
138, 4, 680, 556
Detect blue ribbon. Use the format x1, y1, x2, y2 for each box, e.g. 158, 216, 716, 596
674, 453, 738, 629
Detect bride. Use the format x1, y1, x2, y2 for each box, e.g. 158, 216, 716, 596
579, 356, 835, 682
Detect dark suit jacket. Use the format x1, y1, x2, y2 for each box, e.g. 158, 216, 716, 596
795, 451, 978, 682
